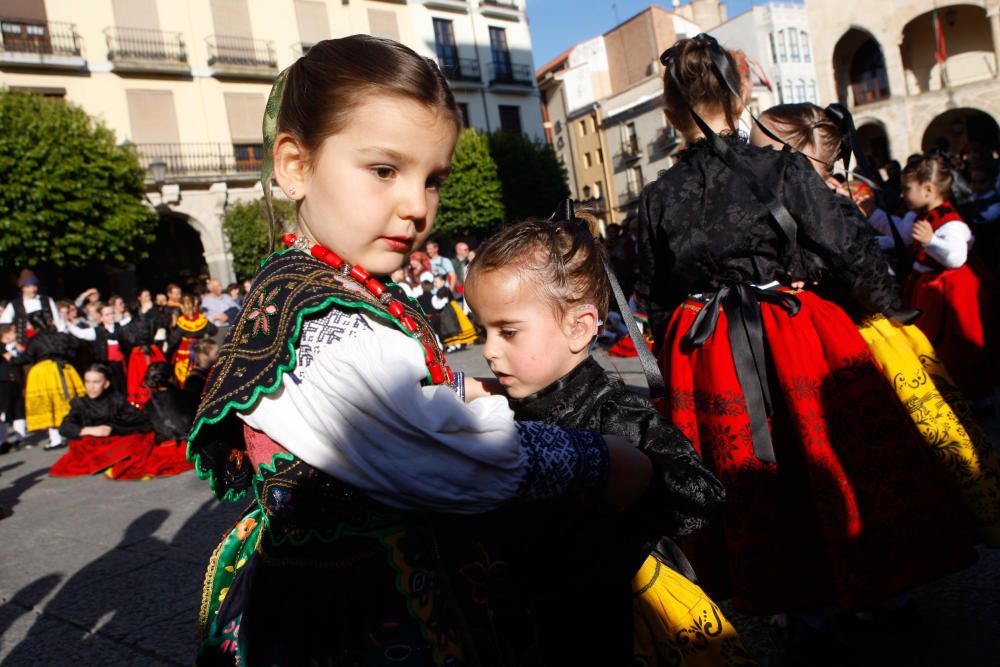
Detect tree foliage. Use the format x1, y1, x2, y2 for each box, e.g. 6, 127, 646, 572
0, 91, 157, 268
488, 130, 570, 222
222, 197, 296, 280
435, 128, 505, 235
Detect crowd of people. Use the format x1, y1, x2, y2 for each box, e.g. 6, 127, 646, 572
3, 31, 1000, 666
0, 272, 222, 476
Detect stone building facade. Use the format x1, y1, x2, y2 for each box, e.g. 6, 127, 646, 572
0, 0, 543, 288
806, 0, 1000, 164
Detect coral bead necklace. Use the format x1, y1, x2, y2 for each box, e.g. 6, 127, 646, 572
282, 233, 453, 385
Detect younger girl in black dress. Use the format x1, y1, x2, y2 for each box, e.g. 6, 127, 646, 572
465, 216, 747, 666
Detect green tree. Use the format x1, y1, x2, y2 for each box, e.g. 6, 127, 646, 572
435, 128, 505, 235
488, 130, 570, 222
0, 91, 156, 268
222, 197, 296, 280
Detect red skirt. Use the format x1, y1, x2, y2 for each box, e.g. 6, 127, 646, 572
904, 262, 997, 398
105, 439, 193, 480
661, 290, 978, 613
126, 346, 166, 406
49, 432, 151, 477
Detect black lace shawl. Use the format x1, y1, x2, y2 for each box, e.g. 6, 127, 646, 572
509, 356, 724, 539
636, 135, 901, 341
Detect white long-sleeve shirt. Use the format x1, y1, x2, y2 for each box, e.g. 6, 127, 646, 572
0, 296, 66, 332
914, 220, 974, 272
239, 306, 604, 513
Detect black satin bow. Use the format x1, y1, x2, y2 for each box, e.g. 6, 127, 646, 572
682, 284, 801, 463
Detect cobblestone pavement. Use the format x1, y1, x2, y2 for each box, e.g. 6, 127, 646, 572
0, 346, 997, 665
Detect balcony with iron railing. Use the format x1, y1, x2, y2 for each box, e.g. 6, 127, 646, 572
438, 57, 480, 83
620, 136, 642, 161
480, 0, 519, 19
105, 26, 187, 74
206, 35, 277, 79
0, 18, 84, 69
488, 61, 533, 87
133, 143, 264, 184
618, 181, 644, 206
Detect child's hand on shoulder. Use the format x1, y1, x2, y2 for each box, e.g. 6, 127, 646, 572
912, 219, 935, 245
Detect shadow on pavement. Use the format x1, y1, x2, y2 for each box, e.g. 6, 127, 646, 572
2, 499, 240, 666
0, 466, 46, 519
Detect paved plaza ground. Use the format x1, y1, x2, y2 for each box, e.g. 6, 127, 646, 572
1, 346, 998, 665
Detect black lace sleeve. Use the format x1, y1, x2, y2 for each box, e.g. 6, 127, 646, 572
782, 153, 901, 315
635, 186, 674, 351
598, 393, 725, 538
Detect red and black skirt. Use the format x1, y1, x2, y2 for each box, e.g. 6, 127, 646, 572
904, 261, 998, 398
660, 287, 978, 613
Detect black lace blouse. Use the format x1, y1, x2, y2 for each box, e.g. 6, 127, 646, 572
636, 135, 901, 336
509, 356, 724, 539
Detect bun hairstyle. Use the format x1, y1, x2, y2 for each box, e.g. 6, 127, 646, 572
760, 103, 844, 177
278, 35, 462, 158
661, 35, 744, 136
466, 217, 611, 320
903, 153, 954, 200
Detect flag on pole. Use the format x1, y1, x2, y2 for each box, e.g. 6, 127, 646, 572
933, 9, 948, 65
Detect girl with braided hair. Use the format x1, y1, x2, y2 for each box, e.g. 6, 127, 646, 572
637, 35, 980, 625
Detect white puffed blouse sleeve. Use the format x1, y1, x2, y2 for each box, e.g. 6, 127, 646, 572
239, 308, 607, 513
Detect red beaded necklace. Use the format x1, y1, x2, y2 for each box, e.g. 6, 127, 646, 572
282, 233, 453, 386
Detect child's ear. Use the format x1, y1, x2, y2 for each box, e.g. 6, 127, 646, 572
566, 304, 599, 354
273, 131, 309, 200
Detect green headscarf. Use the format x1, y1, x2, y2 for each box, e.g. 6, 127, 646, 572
261, 66, 290, 251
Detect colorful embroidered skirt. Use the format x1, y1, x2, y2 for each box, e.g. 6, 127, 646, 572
126, 346, 165, 406
632, 555, 755, 666
441, 301, 477, 348
859, 315, 1000, 546
25, 360, 84, 431
172, 339, 194, 385
661, 291, 978, 613
903, 263, 997, 398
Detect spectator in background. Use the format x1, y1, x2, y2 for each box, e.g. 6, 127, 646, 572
426, 239, 457, 289
404, 251, 434, 293
0, 269, 65, 346
453, 241, 472, 294
201, 279, 240, 326
108, 295, 131, 325
74, 288, 101, 311
182, 338, 220, 401
226, 282, 245, 308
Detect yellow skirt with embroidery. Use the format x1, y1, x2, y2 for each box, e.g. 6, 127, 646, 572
859, 315, 1000, 546
633, 555, 755, 666
25, 360, 84, 431
443, 301, 478, 347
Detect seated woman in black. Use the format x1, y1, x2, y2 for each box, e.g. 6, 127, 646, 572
50, 364, 150, 476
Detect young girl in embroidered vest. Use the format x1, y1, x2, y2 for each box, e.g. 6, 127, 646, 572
751, 103, 1000, 547
48, 363, 150, 476
187, 35, 651, 666
639, 36, 979, 624
167, 294, 216, 385
464, 217, 749, 667
903, 154, 998, 399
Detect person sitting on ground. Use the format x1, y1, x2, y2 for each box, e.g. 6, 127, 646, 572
49, 363, 151, 477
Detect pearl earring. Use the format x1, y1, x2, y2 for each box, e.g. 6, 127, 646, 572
289, 186, 296, 195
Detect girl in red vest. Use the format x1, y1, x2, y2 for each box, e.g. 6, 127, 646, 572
903, 154, 997, 399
